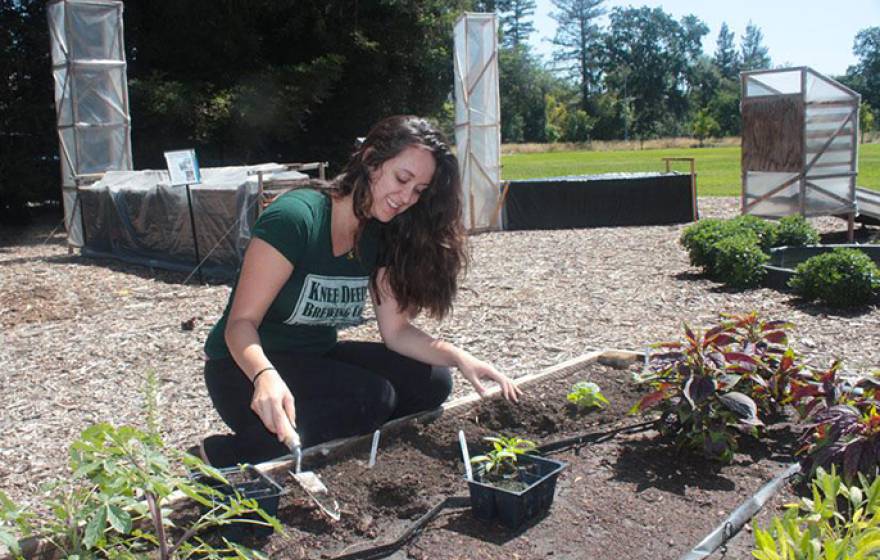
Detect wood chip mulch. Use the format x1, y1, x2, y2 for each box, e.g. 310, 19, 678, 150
1, 197, 878, 509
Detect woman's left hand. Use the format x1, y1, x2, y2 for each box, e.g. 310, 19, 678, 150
458, 356, 522, 403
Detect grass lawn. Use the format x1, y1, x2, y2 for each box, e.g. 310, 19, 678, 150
501, 143, 880, 197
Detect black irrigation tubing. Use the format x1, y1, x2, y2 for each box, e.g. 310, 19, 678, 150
678, 461, 802, 560
321, 421, 659, 560
327, 496, 471, 560
319, 421, 660, 559
535, 419, 660, 455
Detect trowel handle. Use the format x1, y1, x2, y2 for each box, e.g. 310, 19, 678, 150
282, 424, 302, 452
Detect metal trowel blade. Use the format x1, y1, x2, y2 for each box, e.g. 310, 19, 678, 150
289, 469, 341, 521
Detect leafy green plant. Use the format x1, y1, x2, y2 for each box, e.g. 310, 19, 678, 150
0, 375, 281, 560
789, 248, 880, 307
631, 321, 764, 463
753, 467, 880, 560
470, 435, 537, 480
567, 381, 609, 410
770, 214, 820, 248
713, 232, 768, 288
0, 423, 279, 559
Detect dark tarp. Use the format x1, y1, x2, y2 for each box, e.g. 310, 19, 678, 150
503, 172, 696, 230
78, 166, 305, 280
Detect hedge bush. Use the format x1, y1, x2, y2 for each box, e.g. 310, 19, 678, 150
728, 214, 778, 252
680, 218, 730, 273
789, 248, 880, 307
681, 216, 776, 277
771, 214, 820, 248
714, 233, 769, 288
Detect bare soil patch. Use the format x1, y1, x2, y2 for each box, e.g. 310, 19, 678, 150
220, 362, 799, 559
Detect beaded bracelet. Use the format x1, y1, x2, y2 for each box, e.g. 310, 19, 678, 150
251, 366, 276, 385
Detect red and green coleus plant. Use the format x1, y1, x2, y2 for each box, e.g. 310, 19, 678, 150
631, 321, 766, 463
791, 362, 880, 482
718, 312, 805, 413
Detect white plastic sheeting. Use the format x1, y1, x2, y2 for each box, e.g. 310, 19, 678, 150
453, 13, 501, 231
47, 0, 132, 246
742, 67, 859, 219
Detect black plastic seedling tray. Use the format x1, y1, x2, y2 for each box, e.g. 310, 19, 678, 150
192, 465, 285, 541
467, 454, 567, 530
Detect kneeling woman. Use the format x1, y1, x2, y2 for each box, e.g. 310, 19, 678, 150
201, 115, 521, 467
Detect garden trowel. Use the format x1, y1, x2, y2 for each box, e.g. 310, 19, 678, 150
283, 428, 341, 521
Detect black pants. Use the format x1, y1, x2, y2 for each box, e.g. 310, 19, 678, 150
203, 341, 453, 467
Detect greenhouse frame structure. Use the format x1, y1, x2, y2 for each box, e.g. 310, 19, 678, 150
740, 67, 860, 237
47, 0, 133, 247
453, 12, 502, 232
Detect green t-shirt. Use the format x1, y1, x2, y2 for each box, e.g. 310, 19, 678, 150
204, 189, 380, 359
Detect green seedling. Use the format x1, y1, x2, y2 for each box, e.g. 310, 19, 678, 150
470, 435, 537, 480
567, 381, 609, 410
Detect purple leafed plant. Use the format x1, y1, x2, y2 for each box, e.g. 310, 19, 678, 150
631, 313, 802, 463
792, 363, 880, 482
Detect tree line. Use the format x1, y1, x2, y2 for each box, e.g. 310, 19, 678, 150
1, 0, 878, 219
493, 0, 876, 146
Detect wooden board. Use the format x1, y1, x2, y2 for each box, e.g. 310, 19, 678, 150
742, 94, 805, 173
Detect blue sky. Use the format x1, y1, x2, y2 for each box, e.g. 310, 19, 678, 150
527, 0, 879, 77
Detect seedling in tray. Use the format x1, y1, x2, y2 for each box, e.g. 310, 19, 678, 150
466, 434, 566, 530
470, 435, 537, 487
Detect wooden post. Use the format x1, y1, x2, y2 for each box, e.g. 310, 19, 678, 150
489, 181, 510, 230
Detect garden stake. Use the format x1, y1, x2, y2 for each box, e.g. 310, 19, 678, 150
368, 429, 381, 468
458, 430, 473, 481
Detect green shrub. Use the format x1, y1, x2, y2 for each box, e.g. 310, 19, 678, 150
771, 214, 820, 247
728, 214, 778, 252
789, 248, 880, 307
713, 232, 769, 288
680, 218, 730, 272
681, 216, 777, 274
753, 467, 880, 560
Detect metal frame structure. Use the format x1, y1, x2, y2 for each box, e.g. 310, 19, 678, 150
741, 67, 860, 238
47, 0, 132, 247
454, 13, 501, 232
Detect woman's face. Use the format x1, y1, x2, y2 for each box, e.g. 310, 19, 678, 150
368, 145, 436, 222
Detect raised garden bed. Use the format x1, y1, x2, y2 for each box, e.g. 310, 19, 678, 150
226, 358, 801, 560
762, 244, 880, 290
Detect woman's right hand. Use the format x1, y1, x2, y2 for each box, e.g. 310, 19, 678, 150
250, 369, 298, 446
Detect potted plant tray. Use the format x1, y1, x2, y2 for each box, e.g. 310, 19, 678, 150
192, 464, 285, 541
467, 454, 567, 530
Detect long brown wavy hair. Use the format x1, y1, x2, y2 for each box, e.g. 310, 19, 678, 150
329, 115, 467, 320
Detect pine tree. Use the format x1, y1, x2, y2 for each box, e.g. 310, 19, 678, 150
740, 21, 771, 71
550, 0, 606, 112
498, 0, 537, 48
713, 22, 740, 80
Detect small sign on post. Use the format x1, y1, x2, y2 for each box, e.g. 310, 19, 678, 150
164, 149, 201, 186
164, 149, 203, 283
